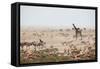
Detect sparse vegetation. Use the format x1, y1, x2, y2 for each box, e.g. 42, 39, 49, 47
20, 27, 95, 64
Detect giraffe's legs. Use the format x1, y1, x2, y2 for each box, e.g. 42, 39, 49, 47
80, 31, 82, 40
75, 31, 78, 40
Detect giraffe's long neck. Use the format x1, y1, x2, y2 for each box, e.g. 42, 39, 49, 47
73, 24, 77, 30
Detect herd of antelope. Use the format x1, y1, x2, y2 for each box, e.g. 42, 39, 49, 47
20, 39, 46, 51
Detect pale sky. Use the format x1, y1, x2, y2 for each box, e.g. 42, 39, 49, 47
20, 5, 95, 29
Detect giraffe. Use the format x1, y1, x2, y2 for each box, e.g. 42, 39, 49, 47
72, 24, 82, 40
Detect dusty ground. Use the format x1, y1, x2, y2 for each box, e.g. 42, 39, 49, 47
20, 28, 95, 64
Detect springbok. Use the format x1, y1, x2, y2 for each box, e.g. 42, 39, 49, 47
20, 39, 46, 51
